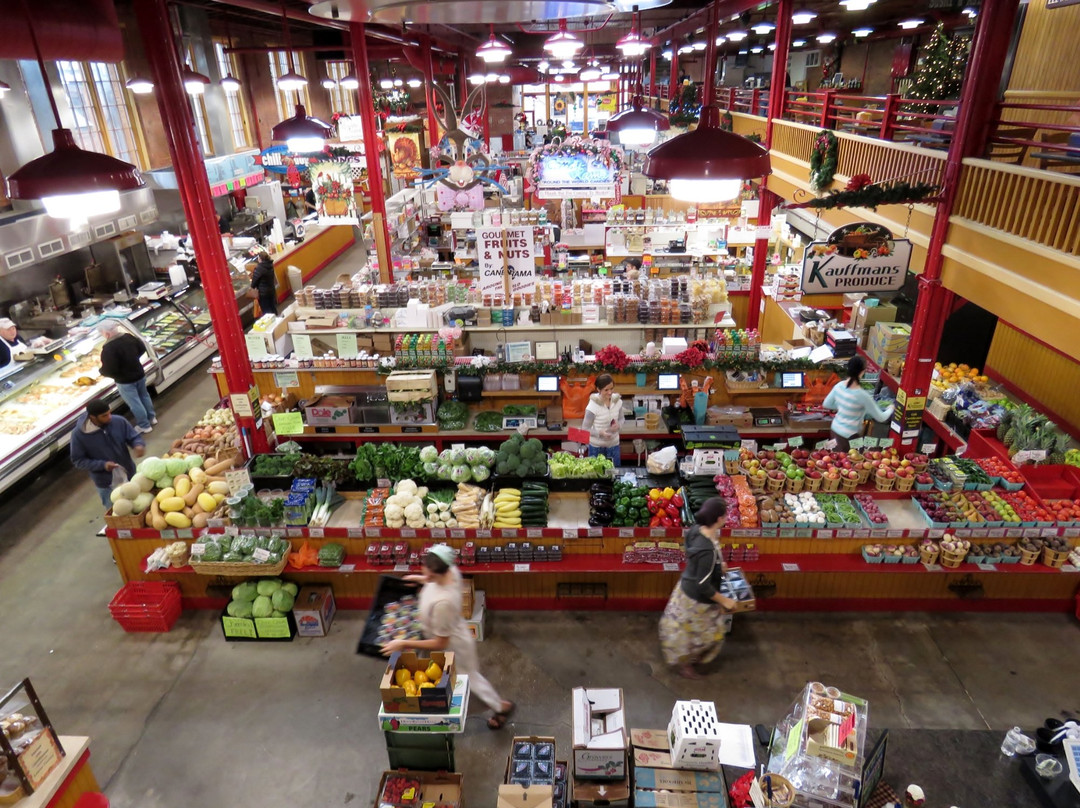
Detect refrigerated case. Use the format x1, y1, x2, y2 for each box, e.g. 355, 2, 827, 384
131, 286, 218, 392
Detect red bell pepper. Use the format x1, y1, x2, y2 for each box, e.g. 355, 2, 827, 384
671, 493, 684, 508
659, 515, 674, 527
664, 502, 681, 519
647, 499, 660, 514
649, 515, 664, 528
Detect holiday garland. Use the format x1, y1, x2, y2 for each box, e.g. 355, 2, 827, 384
410, 355, 835, 378
785, 181, 940, 211
809, 130, 839, 191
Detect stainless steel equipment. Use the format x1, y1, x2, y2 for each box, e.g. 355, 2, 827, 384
48, 277, 72, 310
89, 231, 155, 295
312, 384, 391, 425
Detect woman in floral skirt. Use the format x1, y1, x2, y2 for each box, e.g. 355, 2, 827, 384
659, 498, 738, 679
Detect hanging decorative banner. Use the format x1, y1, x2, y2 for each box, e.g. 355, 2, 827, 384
388, 132, 422, 181
311, 162, 358, 225
801, 222, 911, 294
526, 137, 623, 200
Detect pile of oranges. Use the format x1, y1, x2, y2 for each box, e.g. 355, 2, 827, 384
933, 362, 989, 389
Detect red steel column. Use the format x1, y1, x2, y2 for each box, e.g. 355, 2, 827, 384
747, 0, 791, 330
649, 48, 657, 104
896, 0, 1021, 451
350, 23, 393, 282
133, 0, 268, 455
669, 47, 679, 112
422, 36, 440, 151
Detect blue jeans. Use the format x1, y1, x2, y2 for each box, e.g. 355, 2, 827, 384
589, 444, 621, 466
117, 378, 156, 429
97, 486, 112, 507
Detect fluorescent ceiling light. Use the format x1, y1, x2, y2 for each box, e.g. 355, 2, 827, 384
853, 27, 873, 37
898, 18, 924, 28
751, 22, 775, 34
750, 46, 763, 54
840, 0, 875, 9
792, 39, 806, 47
791, 9, 817, 24
725, 30, 748, 42
816, 32, 837, 43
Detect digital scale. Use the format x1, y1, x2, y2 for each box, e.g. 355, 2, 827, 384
137, 281, 169, 300
751, 407, 785, 427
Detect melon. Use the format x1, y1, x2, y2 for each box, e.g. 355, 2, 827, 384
119, 481, 141, 500
111, 498, 134, 516
159, 496, 186, 513
155, 487, 176, 503
164, 512, 192, 528
132, 492, 153, 514
131, 473, 155, 493
197, 492, 218, 512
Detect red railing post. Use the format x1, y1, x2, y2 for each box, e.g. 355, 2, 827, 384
820, 89, 834, 129
751, 88, 760, 117
133, 0, 269, 456
728, 86, 737, 112
880, 93, 898, 141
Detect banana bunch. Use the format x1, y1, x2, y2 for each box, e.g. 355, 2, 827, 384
450, 483, 486, 529
493, 488, 522, 529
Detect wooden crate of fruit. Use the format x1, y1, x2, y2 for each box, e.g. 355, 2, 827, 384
385, 370, 438, 403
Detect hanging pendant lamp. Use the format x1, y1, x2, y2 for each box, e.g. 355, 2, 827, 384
125, 76, 155, 94
183, 65, 212, 95
544, 20, 584, 60
478, 25, 512, 63
220, 26, 242, 92
6, 0, 143, 221
273, 104, 334, 153
643, 105, 770, 202
607, 91, 669, 147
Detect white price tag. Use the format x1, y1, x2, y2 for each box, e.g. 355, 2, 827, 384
954, 529, 971, 538
116, 529, 132, 539
190, 542, 206, 556
887, 529, 905, 538
977, 563, 996, 571
619, 528, 634, 538
1005, 528, 1023, 538
252, 547, 272, 562
1064, 528, 1080, 538
347, 528, 364, 538
921, 442, 938, 454
401, 529, 416, 538
367, 528, 382, 538
1024, 528, 1041, 538
928, 529, 944, 539
377, 478, 391, 489
450, 529, 465, 538
1061, 565, 1079, 573
339, 564, 355, 572
816, 530, 834, 539
287, 527, 303, 537
527, 529, 543, 538
782, 563, 800, 572
924, 563, 942, 571
663, 562, 680, 571
1042, 528, 1060, 538
477, 529, 492, 538
788, 436, 805, 447
429, 529, 447, 539
650, 528, 667, 538
587, 528, 603, 538
394, 564, 410, 572
309, 528, 324, 538
500, 529, 518, 538
835, 530, 853, 538
514, 563, 531, 572
562, 529, 577, 539
225, 469, 252, 495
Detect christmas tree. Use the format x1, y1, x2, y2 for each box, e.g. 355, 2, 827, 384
905, 23, 971, 100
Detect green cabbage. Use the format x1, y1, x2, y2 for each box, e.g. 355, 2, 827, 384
232, 600, 253, 618
271, 589, 295, 612
186, 454, 204, 469
271, 610, 286, 617
138, 457, 166, 479
257, 579, 282, 597
165, 457, 188, 477
419, 445, 439, 463
251, 595, 273, 618
231, 581, 259, 602
282, 582, 299, 597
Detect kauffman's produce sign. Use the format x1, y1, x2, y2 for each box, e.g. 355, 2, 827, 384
800, 227, 912, 294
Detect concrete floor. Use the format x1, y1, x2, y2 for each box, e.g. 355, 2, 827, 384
0, 248, 1072, 807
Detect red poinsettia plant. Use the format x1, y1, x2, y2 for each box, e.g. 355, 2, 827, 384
675, 346, 706, 368
595, 344, 631, 372
846, 173, 873, 191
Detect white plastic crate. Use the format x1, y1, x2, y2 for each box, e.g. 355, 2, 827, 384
691, 449, 725, 475
667, 700, 722, 771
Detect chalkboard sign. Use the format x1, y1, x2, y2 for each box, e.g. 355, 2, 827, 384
858, 729, 889, 808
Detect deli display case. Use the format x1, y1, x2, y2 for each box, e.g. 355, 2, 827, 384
131, 285, 218, 392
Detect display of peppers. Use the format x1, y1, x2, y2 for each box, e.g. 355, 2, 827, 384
646, 487, 684, 529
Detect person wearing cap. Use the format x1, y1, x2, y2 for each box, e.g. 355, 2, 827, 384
248, 247, 277, 317
0, 318, 28, 372
98, 320, 156, 434
382, 545, 515, 730
70, 399, 146, 507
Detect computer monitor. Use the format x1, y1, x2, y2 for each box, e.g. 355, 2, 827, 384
537, 375, 560, 393
657, 373, 680, 391
781, 371, 805, 389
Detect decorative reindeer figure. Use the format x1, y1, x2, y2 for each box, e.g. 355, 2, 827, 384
424, 82, 509, 210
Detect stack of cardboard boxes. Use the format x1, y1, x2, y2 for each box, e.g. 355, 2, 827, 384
572, 688, 630, 807
630, 700, 727, 808
847, 301, 897, 349
497, 736, 570, 808
865, 322, 911, 375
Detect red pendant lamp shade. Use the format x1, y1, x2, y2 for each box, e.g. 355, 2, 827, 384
643, 106, 771, 202
607, 98, 670, 146
272, 104, 334, 152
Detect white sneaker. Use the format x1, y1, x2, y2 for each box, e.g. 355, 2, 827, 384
151, 418, 159, 425
137, 425, 153, 434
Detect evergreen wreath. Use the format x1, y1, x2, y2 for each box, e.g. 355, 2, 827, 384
808, 130, 839, 192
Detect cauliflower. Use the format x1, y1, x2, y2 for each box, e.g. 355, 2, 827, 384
403, 501, 424, 522
417, 486, 429, 499
395, 479, 419, 496
385, 503, 404, 523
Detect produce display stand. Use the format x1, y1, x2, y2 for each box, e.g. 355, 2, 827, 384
13, 736, 100, 808
379, 675, 470, 771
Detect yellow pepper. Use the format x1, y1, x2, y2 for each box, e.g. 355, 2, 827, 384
395, 668, 412, 687
425, 661, 443, 681
413, 670, 430, 685
662, 487, 676, 500
403, 680, 418, 697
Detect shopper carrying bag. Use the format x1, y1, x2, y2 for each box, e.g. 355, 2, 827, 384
382, 545, 515, 729
581, 374, 623, 466
823, 356, 894, 452
658, 498, 738, 679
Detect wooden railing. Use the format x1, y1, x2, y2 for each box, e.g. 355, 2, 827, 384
954, 159, 1080, 257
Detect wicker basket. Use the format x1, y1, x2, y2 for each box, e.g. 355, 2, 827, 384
874, 474, 895, 492
919, 546, 940, 565
856, 467, 872, 485
786, 476, 805, 493
189, 552, 290, 577
821, 475, 841, 492
104, 508, 146, 530
940, 547, 968, 568
757, 774, 795, 808
1043, 546, 1070, 569
1019, 545, 1040, 566
841, 476, 859, 493
766, 475, 785, 493
748, 474, 767, 493
895, 475, 915, 492
804, 475, 822, 492
725, 459, 742, 475
928, 397, 951, 420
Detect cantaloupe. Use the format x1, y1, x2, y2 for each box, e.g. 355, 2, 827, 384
112, 498, 134, 516
164, 512, 192, 529
131, 473, 155, 493
119, 481, 141, 500
159, 496, 185, 513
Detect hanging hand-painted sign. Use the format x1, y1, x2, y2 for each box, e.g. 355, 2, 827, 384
311, 162, 359, 226
800, 222, 911, 294
525, 137, 623, 200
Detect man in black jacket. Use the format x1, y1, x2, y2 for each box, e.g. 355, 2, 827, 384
99, 319, 156, 433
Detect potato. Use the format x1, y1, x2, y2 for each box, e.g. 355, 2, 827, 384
192, 512, 209, 530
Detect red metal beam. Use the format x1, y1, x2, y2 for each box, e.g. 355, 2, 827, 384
134, 0, 269, 455
896, 0, 1022, 451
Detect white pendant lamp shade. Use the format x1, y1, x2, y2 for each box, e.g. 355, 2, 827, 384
478, 29, 512, 63
616, 30, 651, 57
276, 71, 308, 92
220, 74, 241, 92
339, 74, 360, 89
322, 76, 338, 89
791, 8, 817, 24
725, 29, 748, 41
544, 21, 584, 60
183, 66, 211, 95
407, 78, 422, 88
125, 76, 154, 94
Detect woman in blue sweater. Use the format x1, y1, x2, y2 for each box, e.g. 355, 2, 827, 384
823, 356, 895, 452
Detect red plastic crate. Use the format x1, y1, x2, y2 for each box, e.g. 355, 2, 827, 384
966, 429, 1012, 461
109, 581, 182, 633
1020, 465, 1080, 502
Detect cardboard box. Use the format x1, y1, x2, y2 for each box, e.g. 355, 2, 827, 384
498, 785, 554, 808
303, 395, 356, 426
219, 608, 296, 642
378, 674, 469, 732
505, 736, 558, 787
380, 651, 457, 713
477, 309, 493, 326
633, 767, 725, 794
467, 590, 487, 641
572, 688, 627, 780
849, 302, 897, 335
373, 333, 394, 354
868, 322, 911, 354
293, 585, 336, 637
572, 772, 630, 808
376, 770, 463, 808
632, 790, 725, 808
782, 338, 815, 356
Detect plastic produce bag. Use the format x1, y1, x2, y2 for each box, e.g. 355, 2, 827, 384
111, 465, 129, 489
646, 446, 678, 474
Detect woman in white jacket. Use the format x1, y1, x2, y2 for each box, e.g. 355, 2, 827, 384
581, 374, 623, 466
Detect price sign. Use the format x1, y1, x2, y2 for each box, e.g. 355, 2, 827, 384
339, 564, 355, 572
816, 530, 834, 539
650, 528, 667, 538
274, 370, 300, 389
451, 529, 466, 538
924, 563, 943, 571
977, 563, 997, 571
116, 529, 131, 539
286, 527, 302, 537
587, 528, 603, 538
430, 529, 447, 538
225, 469, 252, 494
292, 333, 314, 359
309, 527, 324, 538
562, 528, 577, 539
230, 393, 254, 418
500, 529, 518, 538
782, 562, 800, 572
850, 437, 866, 449
377, 478, 392, 489
394, 563, 410, 572
190, 543, 206, 556
619, 528, 635, 538
337, 333, 358, 357
954, 529, 971, 538
773, 443, 788, 452
921, 442, 938, 454
1064, 528, 1080, 538
514, 563, 531, 572
527, 528, 543, 538
788, 436, 805, 448
836, 530, 853, 538
1005, 528, 1023, 538
477, 529, 492, 538
348, 528, 364, 538
366, 528, 381, 538
815, 440, 830, 450
244, 333, 268, 360
1062, 565, 1079, 573
252, 547, 272, 562
663, 562, 680, 571
272, 411, 305, 435
1042, 528, 1060, 538
225, 526, 239, 536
